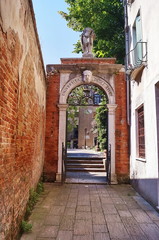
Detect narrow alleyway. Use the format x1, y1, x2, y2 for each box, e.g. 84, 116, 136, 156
21, 183, 159, 240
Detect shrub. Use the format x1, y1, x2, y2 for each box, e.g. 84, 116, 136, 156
21, 220, 32, 233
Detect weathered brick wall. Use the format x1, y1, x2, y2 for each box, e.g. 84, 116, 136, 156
44, 73, 60, 182
0, 0, 46, 239
45, 59, 129, 183
115, 72, 129, 183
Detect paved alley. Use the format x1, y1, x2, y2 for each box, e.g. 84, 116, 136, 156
21, 183, 159, 240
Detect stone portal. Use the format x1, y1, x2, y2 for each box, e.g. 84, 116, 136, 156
45, 57, 129, 183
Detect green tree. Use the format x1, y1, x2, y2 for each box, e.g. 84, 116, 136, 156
59, 0, 124, 63
95, 99, 108, 150
67, 106, 78, 133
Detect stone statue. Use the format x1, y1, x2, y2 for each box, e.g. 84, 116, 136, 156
83, 70, 92, 83
81, 27, 96, 57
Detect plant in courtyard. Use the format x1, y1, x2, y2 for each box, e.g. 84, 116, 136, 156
67, 106, 79, 133
59, 0, 124, 63
95, 99, 108, 150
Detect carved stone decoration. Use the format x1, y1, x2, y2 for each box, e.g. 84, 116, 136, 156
83, 70, 92, 83
81, 27, 96, 57
47, 66, 57, 76
60, 75, 115, 105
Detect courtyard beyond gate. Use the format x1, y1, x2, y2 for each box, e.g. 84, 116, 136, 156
65, 149, 108, 184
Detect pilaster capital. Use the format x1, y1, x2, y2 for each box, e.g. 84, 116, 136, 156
107, 104, 117, 114
58, 104, 68, 111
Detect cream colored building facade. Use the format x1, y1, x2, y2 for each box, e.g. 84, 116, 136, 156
124, 0, 159, 207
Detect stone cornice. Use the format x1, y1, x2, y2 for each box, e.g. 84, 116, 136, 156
46, 63, 123, 75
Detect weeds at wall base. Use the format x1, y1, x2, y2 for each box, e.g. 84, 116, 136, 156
20, 180, 44, 234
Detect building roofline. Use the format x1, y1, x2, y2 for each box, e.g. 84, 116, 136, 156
28, 0, 46, 82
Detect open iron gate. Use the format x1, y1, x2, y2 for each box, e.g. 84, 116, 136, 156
62, 142, 111, 184
106, 144, 111, 184
62, 142, 67, 183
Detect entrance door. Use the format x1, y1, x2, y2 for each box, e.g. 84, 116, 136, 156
65, 84, 109, 184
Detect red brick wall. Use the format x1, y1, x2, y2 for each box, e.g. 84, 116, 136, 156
0, 1, 46, 239
45, 60, 129, 184
115, 72, 129, 183
44, 74, 60, 182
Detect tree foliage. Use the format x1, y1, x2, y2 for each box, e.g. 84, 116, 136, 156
67, 85, 106, 133
67, 106, 78, 133
95, 99, 108, 150
59, 0, 125, 63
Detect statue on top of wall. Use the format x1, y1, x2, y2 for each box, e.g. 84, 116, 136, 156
81, 27, 96, 57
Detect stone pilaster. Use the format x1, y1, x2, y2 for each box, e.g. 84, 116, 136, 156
107, 104, 118, 184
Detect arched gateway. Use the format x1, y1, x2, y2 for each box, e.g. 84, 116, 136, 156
45, 58, 129, 184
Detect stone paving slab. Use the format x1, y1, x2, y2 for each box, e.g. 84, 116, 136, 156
20, 183, 159, 240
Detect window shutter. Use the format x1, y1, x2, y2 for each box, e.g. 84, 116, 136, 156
135, 15, 143, 63
136, 16, 142, 42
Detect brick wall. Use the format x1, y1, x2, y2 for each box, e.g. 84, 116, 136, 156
0, 0, 46, 239
44, 74, 60, 182
115, 72, 129, 183
45, 60, 129, 183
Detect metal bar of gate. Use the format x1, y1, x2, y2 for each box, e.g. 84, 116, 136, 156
61, 142, 66, 184
106, 144, 111, 184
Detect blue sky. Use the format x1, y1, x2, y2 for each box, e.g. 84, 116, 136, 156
32, 0, 82, 67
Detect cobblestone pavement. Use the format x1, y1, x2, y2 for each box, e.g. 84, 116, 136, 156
21, 183, 159, 240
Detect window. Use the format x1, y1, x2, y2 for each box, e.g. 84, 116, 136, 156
93, 94, 101, 105
136, 105, 145, 158
133, 13, 143, 66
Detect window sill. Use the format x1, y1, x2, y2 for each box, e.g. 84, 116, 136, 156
136, 158, 146, 163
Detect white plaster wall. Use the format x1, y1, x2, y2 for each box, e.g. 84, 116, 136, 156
128, 0, 159, 179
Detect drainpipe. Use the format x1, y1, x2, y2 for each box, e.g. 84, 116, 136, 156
123, 0, 131, 124
123, 0, 131, 177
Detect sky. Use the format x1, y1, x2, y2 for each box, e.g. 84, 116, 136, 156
32, 0, 82, 67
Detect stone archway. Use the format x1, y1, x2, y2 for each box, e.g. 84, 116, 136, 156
57, 71, 117, 183
45, 58, 129, 184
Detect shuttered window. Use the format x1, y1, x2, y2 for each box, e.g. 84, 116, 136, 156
133, 13, 143, 65
137, 105, 145, 158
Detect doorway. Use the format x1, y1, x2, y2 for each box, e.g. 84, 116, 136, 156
65, 84, 109, 183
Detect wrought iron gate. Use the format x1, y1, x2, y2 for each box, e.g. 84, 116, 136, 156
62, 142, 67, 183
106, 144, 111, 184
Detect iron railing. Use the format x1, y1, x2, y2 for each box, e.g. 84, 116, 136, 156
125, 41, 147, 74
106, 144, 111, 184
62, 142, 67, 184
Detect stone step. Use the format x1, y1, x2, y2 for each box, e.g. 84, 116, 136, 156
66, 156, 106, 173
67, 160, 104, 164
66, 168, 106, 172
67, 157, 104, 160
67, 164, 104, 168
